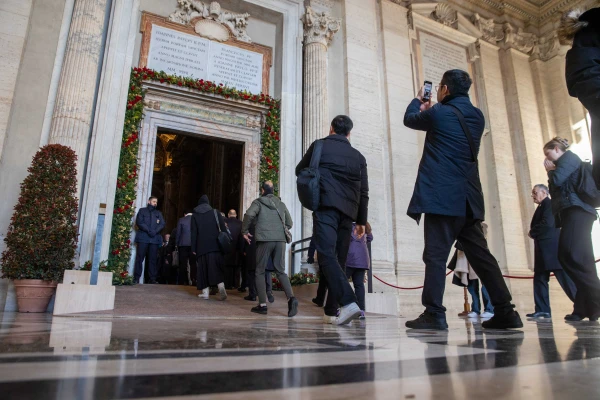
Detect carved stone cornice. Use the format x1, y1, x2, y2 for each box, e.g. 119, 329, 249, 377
168, 0, 252, 43
302, 6, 341, 47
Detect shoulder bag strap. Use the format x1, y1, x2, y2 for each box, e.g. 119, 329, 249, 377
309, 140, 324, 169
446, 104, 477, 163
268, 198, 286, 227
213, 210, 222, 233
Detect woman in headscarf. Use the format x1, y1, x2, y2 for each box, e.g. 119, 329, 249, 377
191, 195, 228, 300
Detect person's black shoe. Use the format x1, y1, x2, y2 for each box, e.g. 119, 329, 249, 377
312, 298, 324, 307
565, 314, 585, 321
526, 312, 551, 318
149, 280, 158, 284
482, 311, 523, 329
288, 297, 299, 317
237, 287, 247, 293
405, 312, 448, 330
267, 291, 275, 303
133, 278, 139, 285
244, 295, 256, 301
251, 305, 268, 315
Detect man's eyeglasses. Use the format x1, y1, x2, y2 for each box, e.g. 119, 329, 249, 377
435, 85, 446, 93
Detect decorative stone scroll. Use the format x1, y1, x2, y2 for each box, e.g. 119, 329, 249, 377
169, 0, 252, 43
471, 13, 504, 43
431, 3, 457, 28
502, 23, 538, 55
533, 33, 562, 61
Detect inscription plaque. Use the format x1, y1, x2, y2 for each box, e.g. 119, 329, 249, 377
420, 31, 469, 92
147, 24, 263, 94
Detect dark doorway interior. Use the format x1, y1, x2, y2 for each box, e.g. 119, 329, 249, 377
152, 131, 244, 235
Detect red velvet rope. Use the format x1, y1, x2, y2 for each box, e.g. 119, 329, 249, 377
373, 258, 600, 290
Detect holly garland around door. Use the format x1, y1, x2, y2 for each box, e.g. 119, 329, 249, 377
105, 67, 281, 285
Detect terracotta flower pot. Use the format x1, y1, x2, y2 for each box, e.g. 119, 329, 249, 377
13, 279, 58, 313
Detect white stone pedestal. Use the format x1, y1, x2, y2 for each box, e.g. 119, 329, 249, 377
53, 270, 115, 315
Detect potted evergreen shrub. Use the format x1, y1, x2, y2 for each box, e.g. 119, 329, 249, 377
1, 145, 79, 312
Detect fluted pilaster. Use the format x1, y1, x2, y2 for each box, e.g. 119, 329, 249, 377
48, 0, 108, 192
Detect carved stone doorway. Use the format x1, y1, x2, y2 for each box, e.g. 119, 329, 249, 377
152, 131, 244, 235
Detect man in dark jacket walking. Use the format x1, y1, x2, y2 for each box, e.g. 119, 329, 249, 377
526, 184, 577, 319
134, 196, 166, 284
241, 181, 298, 317
296, 115, 368, 325
403, 69, 522, 330
175, 210, 193, 285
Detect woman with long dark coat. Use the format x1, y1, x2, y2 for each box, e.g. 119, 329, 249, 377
191, 195, 228, 300
544, 137, 599, 321
526, 184, 577, 319
560, 7, 600, 185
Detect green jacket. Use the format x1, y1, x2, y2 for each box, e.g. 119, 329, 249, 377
241, 194, 293, 242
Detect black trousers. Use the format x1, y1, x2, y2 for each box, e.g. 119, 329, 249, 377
313, 208, 357, 316
423, 212, 514, 317
346, 267, 366, 311
240, 259, 248, 289
315, 272, 328, 303
134, 242, 159, 282
533, 269, 577, 314
177, 246, 192, 285
558, 207, 600, 318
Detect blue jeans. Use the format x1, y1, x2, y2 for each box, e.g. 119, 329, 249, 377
468, 279, 493, 314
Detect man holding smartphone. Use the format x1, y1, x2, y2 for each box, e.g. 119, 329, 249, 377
402, 69, 522, 330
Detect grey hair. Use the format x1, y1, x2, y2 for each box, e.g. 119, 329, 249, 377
533, 184, 549, 195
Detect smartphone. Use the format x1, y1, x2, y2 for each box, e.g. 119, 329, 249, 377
423, 80, 433, 102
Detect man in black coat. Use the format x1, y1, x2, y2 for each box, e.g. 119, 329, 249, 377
134, 196, 166, 284
175, 210, 193, 285
224, 209, 243, 289
403, 69, 522, 330
296, 115, 369, 325
526, 184, 577, 318
562, 7, 600, 185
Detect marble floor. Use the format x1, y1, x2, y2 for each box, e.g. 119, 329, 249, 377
0, 308, 599, 400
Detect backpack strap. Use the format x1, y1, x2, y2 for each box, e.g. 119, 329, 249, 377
213, 209, 222, 233
446, 104, 477, 163
309, 140, 324, 169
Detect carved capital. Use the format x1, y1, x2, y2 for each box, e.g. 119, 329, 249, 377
302, 6, 341, 48
471, 13, 504, 44
431, 3, 457, 29
169, 0, 252, 43
502, 22, 537, 55
533, 33, 563, 61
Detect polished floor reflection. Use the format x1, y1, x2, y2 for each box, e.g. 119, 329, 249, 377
0, 312, 599, 399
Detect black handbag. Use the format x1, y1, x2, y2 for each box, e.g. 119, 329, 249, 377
576, 161, 600, 208
214, 210, 233, 254
296, 140, 324, 211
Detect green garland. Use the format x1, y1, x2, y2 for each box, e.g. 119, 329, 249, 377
105, 67, 281, 285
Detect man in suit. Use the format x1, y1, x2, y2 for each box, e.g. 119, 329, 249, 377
224, 209, 243, 289
295, 115, 369, 325
403, 69, 522, 330
526, 184, 577, 318
134, 196, 166, 284
175, 210, 193, 285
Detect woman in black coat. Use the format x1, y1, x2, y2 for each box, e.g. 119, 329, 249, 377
526, 184, 577, 319
544, 137, 599, 321
191, 195, 228, 301
560, 7, 600, 184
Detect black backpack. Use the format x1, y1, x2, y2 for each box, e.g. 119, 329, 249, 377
576, 161, 600, 208
296, 140, 324, 211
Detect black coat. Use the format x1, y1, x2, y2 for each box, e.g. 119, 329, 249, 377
530, 197, 562, 272
175, 215, 192, 247
190, 202, 228, 256
135, 206, 166, 245
403, 94, 486, 223
548, 150, 597, 223
565, 8, 600, 104
296, 134, 369, 225
224, 217, 243, 266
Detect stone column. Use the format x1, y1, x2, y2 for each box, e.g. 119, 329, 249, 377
301, 7, 341, 251
48, 0, 109, 192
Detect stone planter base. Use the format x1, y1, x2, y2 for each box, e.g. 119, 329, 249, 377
13, 280, 58, 313
288, 283, 319, 299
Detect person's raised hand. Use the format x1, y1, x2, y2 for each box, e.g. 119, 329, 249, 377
544, 159, 556, 172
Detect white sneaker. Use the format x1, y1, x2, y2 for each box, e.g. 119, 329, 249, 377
198, 288, 209, 300
218, 283, 227, 301
335, 303, 361, 325
467, 311, 479, 318
481, 311, 494, 318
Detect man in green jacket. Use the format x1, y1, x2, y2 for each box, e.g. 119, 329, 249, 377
242, 181, 298, 317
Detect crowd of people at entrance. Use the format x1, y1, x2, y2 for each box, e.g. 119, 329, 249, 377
132, 7, 599, 328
